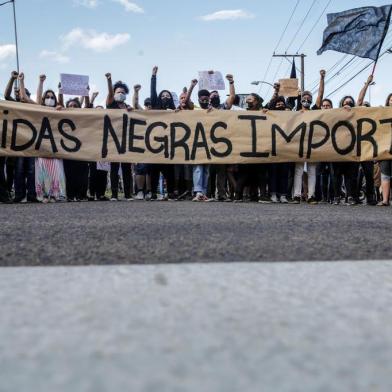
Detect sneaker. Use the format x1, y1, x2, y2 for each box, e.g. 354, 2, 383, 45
233, 198, 243, 203
192, 192, 205, 202
13, 196, 27, 203
346, 196, 357, 206
49, 197, 56, 203
270, 193, 278, 203
258, 195, 271, 204
145, 192, 153, 201
126, 197, 134, 201
157, 194, 168, 201
333, 197, 340, 205
135, 191, 144, 200
280, 195, 288, 204
307, 197, 318, 205
290, 196, 301, 204
110, 197, 118, 201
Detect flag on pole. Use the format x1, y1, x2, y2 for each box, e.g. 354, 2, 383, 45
317, 5, 392, 60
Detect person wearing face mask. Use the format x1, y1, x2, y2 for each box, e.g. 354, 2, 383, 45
291, 70, 325, 204
354, 74, 377, 206
266, 88, 291, 203
234, 93, 265, 202
330, 96, 358, 205
105, 73, 133, 201
208, 73, 236, 201
32, 74, 66, 203
61, 96, 91, 202
149, 66, 176, 200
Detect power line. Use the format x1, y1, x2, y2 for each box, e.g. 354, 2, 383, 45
296, 0, 333, 53
258, 0, 301, 95
285, 0, 318, 52
0, 0, 13, 6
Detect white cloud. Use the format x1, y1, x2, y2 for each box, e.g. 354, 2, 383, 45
73, 0, 98, 8
0, 44, 16, 61
200, 9, 255, 21
40, 50, 70, 64
112, 0, 144, 13
61, 28, 130, 52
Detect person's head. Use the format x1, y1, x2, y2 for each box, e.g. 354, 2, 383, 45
385, 93, 392, 107
66, 98, 81, 109
144, 97, 152, 110
158, 90, 175, 110
301, 91, 313, 109
246, 93, 263, 111
339, 95, 356, 108
179, 92, 188, 108
321, 98, 333, 110
198, 89, 210, 109
13, 87, 31, 102
113, 81, 129, 103
209, 90, 220, 108
42, 90, 57, 107
269, 96, 286, 111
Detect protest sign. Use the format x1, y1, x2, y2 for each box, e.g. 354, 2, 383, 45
198, 71, 225, 91
278, 78, 299, 97
1, 100, 392, 164
60, 73, 89, 96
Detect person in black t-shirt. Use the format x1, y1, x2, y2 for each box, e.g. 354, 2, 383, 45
105, 73, 133, 201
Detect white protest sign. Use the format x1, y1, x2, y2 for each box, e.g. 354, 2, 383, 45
60, 73, 89, 96
198, 71, 225, 91
171, 92, 179, 108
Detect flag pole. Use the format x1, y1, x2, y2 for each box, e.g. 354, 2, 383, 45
12, 0, 20, 76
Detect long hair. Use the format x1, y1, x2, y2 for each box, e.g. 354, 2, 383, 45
66, 98, 82, 108
339, 95, 356, 108
41, 90, 58, 107
386, 93, 392, 107
158, 89, 175, 110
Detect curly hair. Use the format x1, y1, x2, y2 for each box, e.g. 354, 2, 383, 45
113, 81, 129, 95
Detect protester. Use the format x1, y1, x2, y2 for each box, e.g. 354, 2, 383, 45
378, 93, 392, 206
105, 73, 133, 201
292, 70, 326, 204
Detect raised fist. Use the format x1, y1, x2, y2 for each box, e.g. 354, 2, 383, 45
226, 74, 234, 83
105, 73, 111, 80
11, 71, 18, 79
152, 66, 158, 76
134, 84, 141, 92
320, 69, 326, 78
18, 72, 25, 81
191, 79, 198, 87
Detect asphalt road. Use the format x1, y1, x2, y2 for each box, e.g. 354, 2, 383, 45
1, 201, 391, 266
1, 262, 392, 392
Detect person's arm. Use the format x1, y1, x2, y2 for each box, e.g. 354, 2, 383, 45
58, 82, 65, 108
315, 69, 326, 108
132, 84, 143, 110
105, 73, 114, 107
357, 74, 373, 107
150, 66, 158, 108
90, 91, 99, 108
17, 73, 34, 104
36, 74, 46, 105
4, 71, 18, 100
185, 79, 197, 109
225, 74, 236, 109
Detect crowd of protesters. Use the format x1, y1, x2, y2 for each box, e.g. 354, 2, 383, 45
1, 67, 392, 206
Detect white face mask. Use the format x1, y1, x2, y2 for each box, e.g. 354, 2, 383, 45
114, 93, 126, 103
45, 98, 55, 107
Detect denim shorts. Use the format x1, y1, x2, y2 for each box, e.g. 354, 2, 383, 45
380, 160, 392, 181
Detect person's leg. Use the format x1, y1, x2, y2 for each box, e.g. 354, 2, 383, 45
121, 163, 132, 199
5, 157, 15, 194
361, 161, 375, 204
380, 161, 392, 204
216, 165, 227, 200
97, 170, 108, 199
110, 162, 120, 199
307, 163, 317, 199
278, 163, 289, 198
192, 165, 204, 194
268, 163, 278, 196
293, 163, 304, 198
13, 157, 26, 201
0, 157, 11, 202
202, 165, 210, 195
25, 158, 37, 201
63, 160, 76, 200
89, 163, 98, 198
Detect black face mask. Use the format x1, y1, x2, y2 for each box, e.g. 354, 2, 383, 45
345, 101, 355, 108
210, 96, 220, 107
276, 105, 286, 111
247, 102, 255, 110
199, 101, 209, 109
161, 97, 171, 109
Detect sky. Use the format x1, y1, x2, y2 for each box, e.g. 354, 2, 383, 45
0, 0, 391, 107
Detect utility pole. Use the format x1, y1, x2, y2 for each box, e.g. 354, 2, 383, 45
12, 0, 20, 76
272, 53, 306, 97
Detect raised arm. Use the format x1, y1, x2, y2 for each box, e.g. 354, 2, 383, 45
58, 82, 65, 107
357, 74, 373, 107
225, 74, 236, 109
315, 69, 326, 109
90, 91, 99, 108
150, 66, 158, 108
18, 73, 36, 104
36, 74, 46, 105
4, 71, 18, 100
105, 73, 114, 107
132, 84, 143, 110
184, 79, 197, 109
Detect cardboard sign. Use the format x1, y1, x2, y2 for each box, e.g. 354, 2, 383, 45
278, 78, 299, 97
198, 71, 225, 91
60, 73, 89, 96
1, 100, 392, 164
